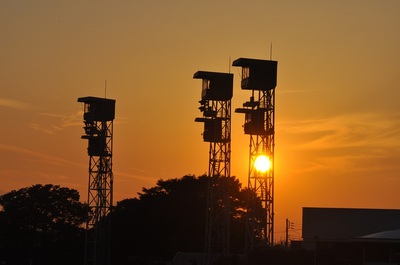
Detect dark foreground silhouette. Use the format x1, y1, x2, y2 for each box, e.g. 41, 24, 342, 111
0, 176, 312, 265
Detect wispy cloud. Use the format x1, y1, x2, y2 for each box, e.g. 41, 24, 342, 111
40, 111, 83, 127
279, 111, 400, 150
0, 143, 84, 168
29, 110, 83, 134
30, 111, 129, 135
278, 111, 400, 175
0, 97, 31, 110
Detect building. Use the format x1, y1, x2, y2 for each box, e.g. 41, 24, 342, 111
302, 207, 400, 265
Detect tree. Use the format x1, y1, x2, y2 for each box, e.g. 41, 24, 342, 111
0, 184, 87, 265
110, 175, 253, 264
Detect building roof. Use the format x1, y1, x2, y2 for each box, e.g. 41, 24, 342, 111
359, 229, 400, 240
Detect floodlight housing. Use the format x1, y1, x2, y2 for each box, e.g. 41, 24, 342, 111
232, 58, 277, 91
193, 71, 233, 100
78, 96, 116, 121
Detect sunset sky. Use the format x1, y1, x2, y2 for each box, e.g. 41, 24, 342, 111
1, 1, 399, 242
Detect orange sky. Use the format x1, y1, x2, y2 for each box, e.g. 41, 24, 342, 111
1, 1, 399, 242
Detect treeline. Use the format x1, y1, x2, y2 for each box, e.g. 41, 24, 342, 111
0, 175, 312, 265
111, 175, 249, 264
0, 175, 249, 264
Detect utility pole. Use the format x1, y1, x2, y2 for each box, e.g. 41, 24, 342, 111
285, 218, 290, 248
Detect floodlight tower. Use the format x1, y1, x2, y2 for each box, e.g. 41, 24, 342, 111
193, 71, 233, 265
233, 58, 278, 250
78, 96, 116, 265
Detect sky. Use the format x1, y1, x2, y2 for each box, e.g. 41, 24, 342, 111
1, 1, 399, 242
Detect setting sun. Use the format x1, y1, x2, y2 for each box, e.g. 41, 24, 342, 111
254, 155, 271, 173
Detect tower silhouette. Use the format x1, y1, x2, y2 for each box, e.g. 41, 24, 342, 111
234, 58, 278, 252
78, 96, 115, 265
193, 71, 233, 265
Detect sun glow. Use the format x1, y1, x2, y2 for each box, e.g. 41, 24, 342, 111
254, 155, 271, 172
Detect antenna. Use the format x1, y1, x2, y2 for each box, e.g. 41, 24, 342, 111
229, 56, 231, 73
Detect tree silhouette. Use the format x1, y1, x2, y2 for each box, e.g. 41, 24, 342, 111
0, 184, 87, 265
0, 177, 265, 265
110, 175, 252, 264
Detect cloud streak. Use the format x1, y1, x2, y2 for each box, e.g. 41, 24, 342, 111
0, 143, 84, 168
0, 97, 31, 110
280, 111, 400, 150
29, 110, 83, 134
278, 111, 400, 175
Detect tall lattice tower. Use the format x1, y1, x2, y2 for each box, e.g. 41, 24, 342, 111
78, 96, 115, 265
233, 58, 278, 251
193, 71, 233, 265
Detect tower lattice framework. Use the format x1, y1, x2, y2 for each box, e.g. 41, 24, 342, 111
78, 96, 115, 265
193, 71, 233, 265
245, 89, 275, 248
204, 99, 231, 258
233, 58, 277, 251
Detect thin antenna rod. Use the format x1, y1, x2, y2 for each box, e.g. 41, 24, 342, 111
270, 42, 273, 60
105, 79, 107, 98
229, 56, 231, 73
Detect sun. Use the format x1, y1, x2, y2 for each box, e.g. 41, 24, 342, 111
254, 155, 271, 172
